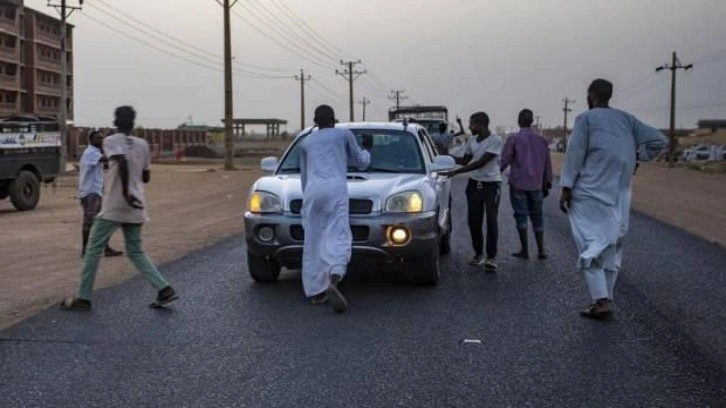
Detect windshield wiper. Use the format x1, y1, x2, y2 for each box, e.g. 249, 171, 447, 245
362, 166, 402, 173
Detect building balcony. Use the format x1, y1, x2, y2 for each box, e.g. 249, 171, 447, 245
0, 74, 20, 89
0, 100, 20, 116
0, 46, 20, 62
36, 56, 62, 72
0, 18, 20, 34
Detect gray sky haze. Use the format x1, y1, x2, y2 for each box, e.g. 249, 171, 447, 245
26, 0, 726, 132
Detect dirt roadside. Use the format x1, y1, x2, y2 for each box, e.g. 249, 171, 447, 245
0, 158, 263, 330
551, 153, 726, 246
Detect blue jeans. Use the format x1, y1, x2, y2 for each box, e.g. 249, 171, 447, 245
509, 187, 544, 232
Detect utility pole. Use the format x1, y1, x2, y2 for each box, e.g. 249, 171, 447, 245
657, 51, 693, 167
358, 97, 370, 121
336, 60, 366, 121
562, 97, 575, 152
48, 0, 82, 175
389, 90, 407, 110
220, 0, 239, 170
294, 69, 311, 130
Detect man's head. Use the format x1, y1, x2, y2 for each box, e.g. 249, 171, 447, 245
587, 79, 613, 109
88, 130, 103, 148
518, 109, 534, 128
469, 112, 490, 135
114, 106, 136, 134
438, 122, 448, 134
314, 104, 336, 128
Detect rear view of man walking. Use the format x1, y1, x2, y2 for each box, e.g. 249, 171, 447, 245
500, 109, 553, 259
560, 79, 666, 320
61, 106, 177, 311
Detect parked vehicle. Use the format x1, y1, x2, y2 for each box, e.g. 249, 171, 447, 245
243, 122, 456, 285
0, 116, 61, 211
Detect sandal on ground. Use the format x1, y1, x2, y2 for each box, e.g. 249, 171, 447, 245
60, 297, 92, 311
580, 303, 613, 321
310, 293, 329, 305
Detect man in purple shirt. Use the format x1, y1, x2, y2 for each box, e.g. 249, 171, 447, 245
500, 109, 553, 260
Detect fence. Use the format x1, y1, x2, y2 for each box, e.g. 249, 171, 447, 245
68, 127, 209, 161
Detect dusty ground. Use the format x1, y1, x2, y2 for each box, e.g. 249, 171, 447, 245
551, 154, 726, 246
0, 156, 267, 330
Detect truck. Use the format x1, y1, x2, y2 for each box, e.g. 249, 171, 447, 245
388, 105, 450, 135
0, 116, 61, 211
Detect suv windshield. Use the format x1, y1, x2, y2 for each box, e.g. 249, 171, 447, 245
278, 128, 425, 174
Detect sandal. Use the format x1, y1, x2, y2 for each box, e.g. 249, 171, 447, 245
580, 303, 613, 321
60, 297, 92, 311
310, 293, 329, 305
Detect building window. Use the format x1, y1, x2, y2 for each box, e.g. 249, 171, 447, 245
2, 7, 16, 22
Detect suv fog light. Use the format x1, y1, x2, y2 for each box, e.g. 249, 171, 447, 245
388, 226, 410, 245
257, 226, 275, 242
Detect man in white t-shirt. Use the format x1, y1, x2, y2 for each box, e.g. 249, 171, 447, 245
61, 106, 177, 311
441, 112, 504, 271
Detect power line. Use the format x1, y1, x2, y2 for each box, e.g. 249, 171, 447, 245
244, 0, 339, 62
93, 0, 291, 73
656, 51, 693, 166
389, 90, 407, 109
268, 0, 358, 60
336, 60, 367, 121
228, 7, 338, 71
80, 13, 290, 80
235, 1, 338, 67
310, 78, 344, 99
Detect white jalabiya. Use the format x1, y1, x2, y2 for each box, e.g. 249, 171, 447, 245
299, 127, 370, 297
560, 108, 666, 300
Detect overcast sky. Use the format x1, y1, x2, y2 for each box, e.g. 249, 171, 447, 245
26, 0, 726, 132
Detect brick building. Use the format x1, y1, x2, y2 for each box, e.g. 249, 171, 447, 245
0, 0, 73, 119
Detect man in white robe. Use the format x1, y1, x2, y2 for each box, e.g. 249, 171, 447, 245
299, 105, 372, 313
560, 79, 666, 320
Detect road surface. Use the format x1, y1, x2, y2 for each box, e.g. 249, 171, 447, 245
2, 179, 725, 407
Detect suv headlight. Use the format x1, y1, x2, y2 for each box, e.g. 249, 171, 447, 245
248, 191, 282, 214
385, 191, 423, 213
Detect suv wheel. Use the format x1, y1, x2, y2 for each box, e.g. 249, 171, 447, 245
440, 210, 452, 255
410, 244, 440, 285
247, 251, 281, 282
9, 171, 40, 211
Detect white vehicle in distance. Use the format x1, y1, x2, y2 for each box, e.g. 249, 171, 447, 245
244, 121, 456, 285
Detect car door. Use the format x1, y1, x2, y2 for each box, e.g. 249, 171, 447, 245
418, 129, 451, 231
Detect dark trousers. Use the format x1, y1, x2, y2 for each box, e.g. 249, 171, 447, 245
465, 179, 501, 258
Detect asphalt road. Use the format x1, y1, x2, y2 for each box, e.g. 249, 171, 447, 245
2, 179, 726, 407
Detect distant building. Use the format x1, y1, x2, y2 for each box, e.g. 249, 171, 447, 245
0, 0, 73, 119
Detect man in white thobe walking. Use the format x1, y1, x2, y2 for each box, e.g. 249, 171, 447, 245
299, 105, 372, 313
560, 79, 666, 320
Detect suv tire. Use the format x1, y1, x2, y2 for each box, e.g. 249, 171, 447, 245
247, 251, 281, 282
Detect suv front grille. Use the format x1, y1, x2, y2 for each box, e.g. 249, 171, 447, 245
289, 199, 373, 215
290, 225, 369, 242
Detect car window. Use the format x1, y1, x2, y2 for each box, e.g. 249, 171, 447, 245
278, 128, 426, 174
418, 129, 436, 162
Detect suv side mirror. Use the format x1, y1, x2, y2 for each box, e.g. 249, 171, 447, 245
260, 156, 278, 172
430, 155, 456, 172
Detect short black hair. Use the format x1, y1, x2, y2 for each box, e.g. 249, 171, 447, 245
518, 109, 534, 127
88, 130, 101, 143
470, 112, 490, 127
114, 106, 136, 133
438, 122, 447, 133
314, 104, 335, 127
588, 79, 613, 102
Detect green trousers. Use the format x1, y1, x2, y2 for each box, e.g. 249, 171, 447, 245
79, 218, 169, 300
